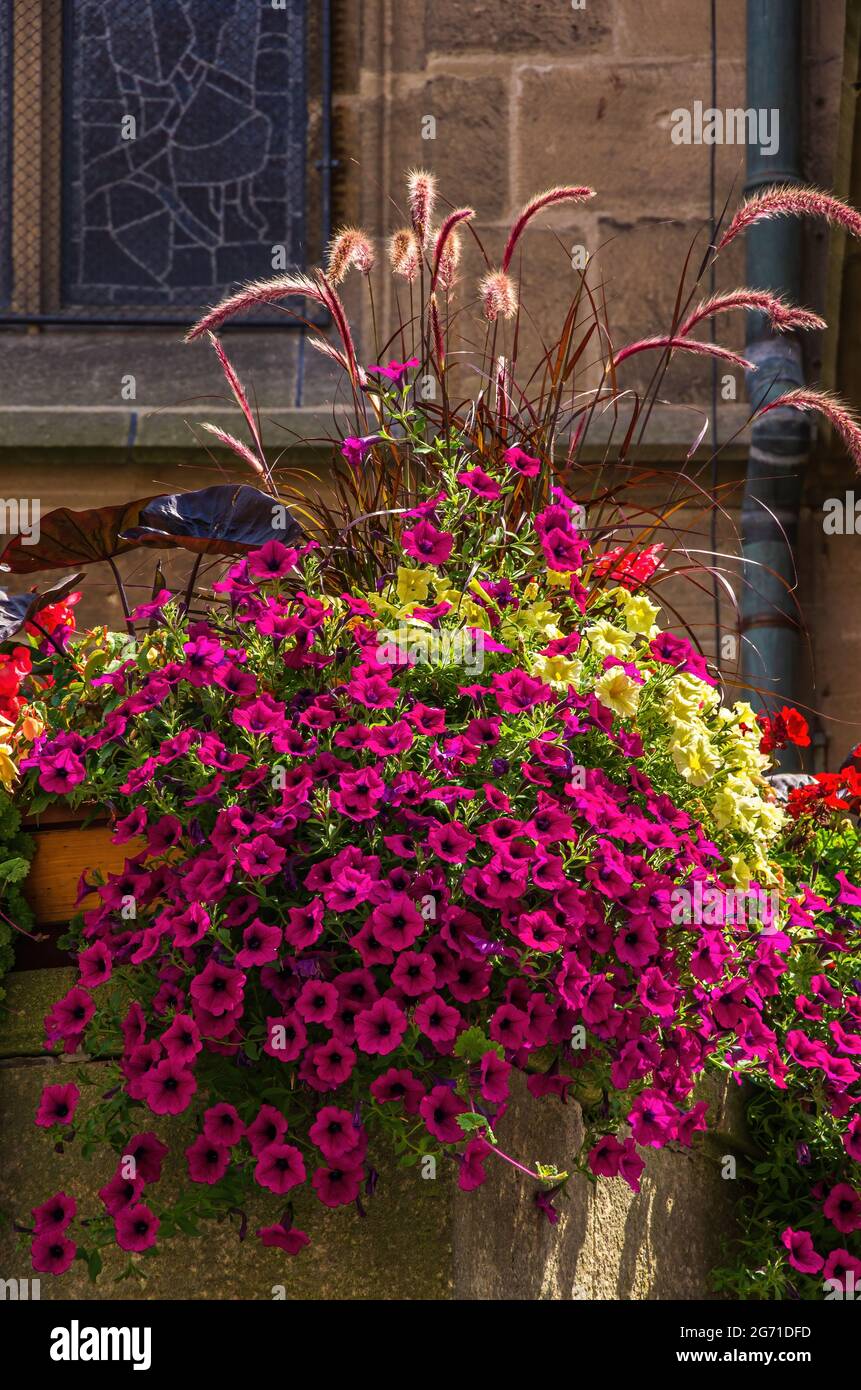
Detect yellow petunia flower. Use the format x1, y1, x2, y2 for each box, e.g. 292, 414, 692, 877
593, 667, 641, 718
396, 567, 433, 605
609, 587, 660, 638
531, 653, 582, 690
585, 619, 635, 660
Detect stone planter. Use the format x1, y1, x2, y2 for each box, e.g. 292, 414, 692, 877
0, 815, 747, 1299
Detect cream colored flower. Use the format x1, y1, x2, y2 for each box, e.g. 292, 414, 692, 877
610, 587, 660, 639
585, 619, 635, 660
593, 667, 641, 718
532, 652, 582, 690
669, 729, 720, 785
396, 566, 432, 605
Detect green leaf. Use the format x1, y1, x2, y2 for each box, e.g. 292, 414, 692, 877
0, 856, 32, 885
453, 1026, 503, 1063
455, 1111, 496, 1144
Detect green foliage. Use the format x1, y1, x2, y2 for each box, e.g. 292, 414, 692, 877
711, 805, 861, 1299
0, 788, 35, 1006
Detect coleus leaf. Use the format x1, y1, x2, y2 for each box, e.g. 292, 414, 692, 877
0, 500, 159, 574
119, 484, 301, 555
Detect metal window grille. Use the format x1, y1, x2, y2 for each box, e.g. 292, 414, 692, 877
0, 0, 328, 326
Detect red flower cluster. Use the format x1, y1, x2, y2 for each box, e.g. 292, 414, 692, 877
757, 705, 811, 755
590, 543, 664, 590
0, 646, 32, 722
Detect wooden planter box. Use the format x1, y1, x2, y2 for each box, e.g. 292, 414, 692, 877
19, 806, 144, 969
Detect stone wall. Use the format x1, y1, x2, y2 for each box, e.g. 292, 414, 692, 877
0, 969, 745, 1301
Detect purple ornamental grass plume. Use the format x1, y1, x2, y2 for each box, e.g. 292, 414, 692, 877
717, 182, 861, 250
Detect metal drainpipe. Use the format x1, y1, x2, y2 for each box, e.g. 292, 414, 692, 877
740, 0, 810, 771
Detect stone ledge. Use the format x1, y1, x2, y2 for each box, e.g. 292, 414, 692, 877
0, 401, 753, 459
0, 969, 76, 1059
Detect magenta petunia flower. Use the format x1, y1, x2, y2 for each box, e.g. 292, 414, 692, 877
354, 997, 408, 1055
254, 1143, 306, 1195
369, 894, 425, 952
295, 979, 339, 1026
844, 1115, 861, 1164
368, 356, 419, 384
31, 1192, 76, 1234
340, 434, 381, 469
138, 1059, 197, 1116
456, 467, 501, 500
330, 766, 387, 821
284, 898, 324, 949
115, 1203, 160, 1253
401, 518, 453, 566
130, 587, 173, 622
628, 1091, 679, 1148
38, 746, 86, 795
415, 993, 462, 1048
202, 1103, 244, 1147
160, 1014, 202, 1067
77, 941, 112, 990
248, 540, 298, 580
122, 1132, 168, 1184
367, 720, 414, 757
408, 703, 446, 735
256, 1223, 310, 1254
309, 1106, 365, 1163
44, 985, 96, 1050
513, 908, 566, 953
588, 1134, 627, 1180
490, 670, 552, 713
823, 1182, 861, 1234
823, 1248, 861, 1290
186, 1133, 231, 1185
35, 1082, 80, 1128
427, 820, 476, 863
264, 1013, 307, 1064
236, 918, 282, 967
370, 1067, 425, 1114
311, 1039, 356, 1088
99, 1169, 145, 1215
502, 444, 541, 477
489, 1002, 529, 1050
31, 1231, 76, 1275
312, 1163, 364, 1207
392, 950, 436, 998
781, 1228, 824, 1274
237, 834, 286, 878
459, 1137, 492, 1191
478, 1050, 511, 1103
189, 959, 246, 1017
420, 1085, 467, 1143
247, 1104, 289, 1157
